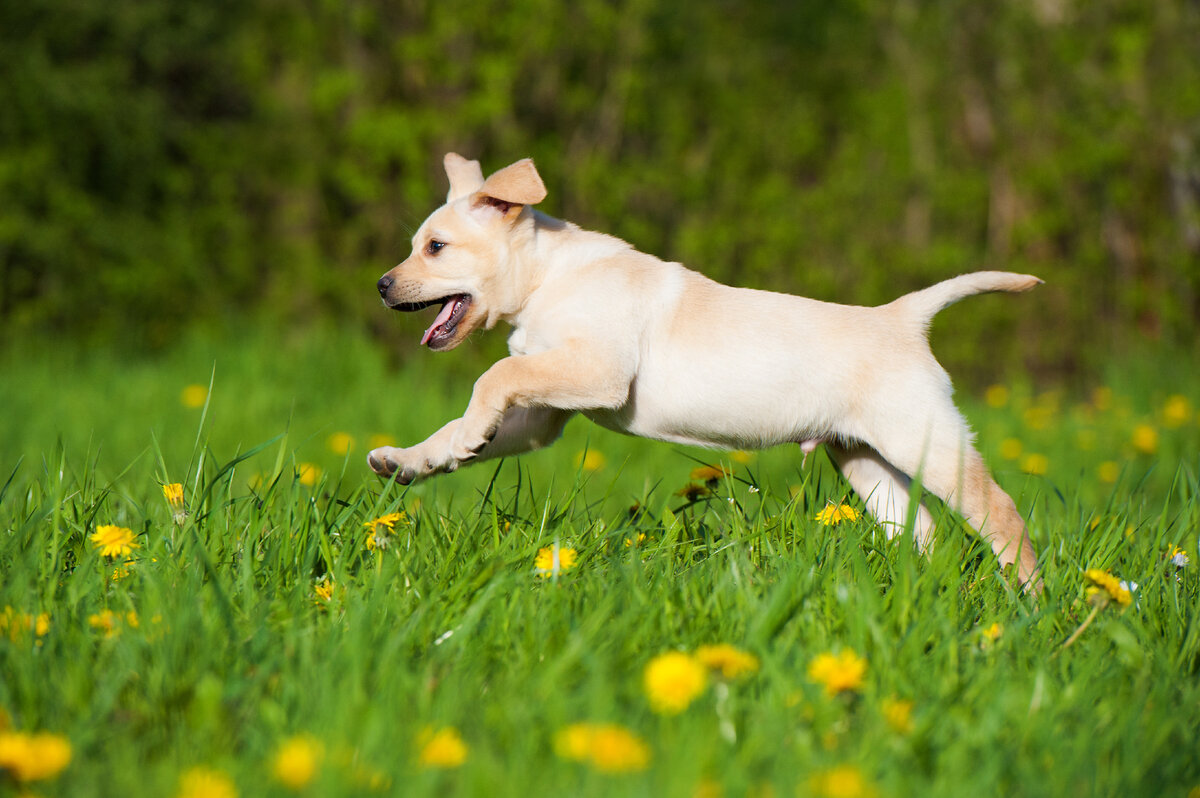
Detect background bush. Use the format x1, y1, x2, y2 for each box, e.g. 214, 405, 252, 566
2, 0, 1198, 383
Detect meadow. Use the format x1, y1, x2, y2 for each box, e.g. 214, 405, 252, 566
1, 325, 1198, 797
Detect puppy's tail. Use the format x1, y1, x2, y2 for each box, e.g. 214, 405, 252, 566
891, 271, 1042, 332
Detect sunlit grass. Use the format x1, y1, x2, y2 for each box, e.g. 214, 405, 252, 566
1, 327, 1198, 797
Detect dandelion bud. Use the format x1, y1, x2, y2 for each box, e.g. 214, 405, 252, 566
162, 483, 187, 526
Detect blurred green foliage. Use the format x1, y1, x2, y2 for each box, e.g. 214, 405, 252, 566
2, 0, 1198, 382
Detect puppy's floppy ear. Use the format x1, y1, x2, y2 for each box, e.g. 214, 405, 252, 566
444, 152, 485, 203
470, 158, 547, 221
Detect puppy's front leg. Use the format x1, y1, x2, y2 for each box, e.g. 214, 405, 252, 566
450, 345, 631, 463
370, 406, 575, 483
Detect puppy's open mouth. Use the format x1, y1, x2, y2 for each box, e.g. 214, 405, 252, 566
391, 294, 472, 348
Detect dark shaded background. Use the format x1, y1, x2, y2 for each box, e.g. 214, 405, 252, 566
2, 0, 1197, 384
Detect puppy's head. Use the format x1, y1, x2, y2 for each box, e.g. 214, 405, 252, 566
376, 153, 547, 351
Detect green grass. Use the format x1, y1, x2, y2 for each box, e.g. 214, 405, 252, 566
1, 325, 1198, 797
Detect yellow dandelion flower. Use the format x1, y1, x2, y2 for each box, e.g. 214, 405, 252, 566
1168, 546, 1190, 568
0, 608, 50, 642
1131, 424, 1158, 455
534, 546, 579, 576
0, 607, 21, 641
984, 384, 1009, 408
695, 644, 759, 679
981, 623, 1003, 643
314, 579, 334, 602
690, 464, 731, 483
807, 764, 878, 798
729, 450, 755, 464
587, 724, 651, 773
88, 610, 137, 637
327, 432, 354, 456
623, 533, 647, 548
416, 727, 467, 769
881, 697, 914, 734
1084, 568, 1132, 608
574, 450, 607, 472
808, 649, 867, 696
554, 724, 595, 761
814, 503, 860, 526
363, 512, 406, 533
162, 483, 188, 525
88, 610, 117, 637
998, 438, 1023, 460
554, 723, 650, 773
1019, 453, 1049, 476
181, 384, 209, 409
0, 731, 72, 782
177, 766, 237, 798
90, 524, 140, 558
644, 651, 708, 715
1065, 570, 1138, 649
1162, 394, 1191, 428
1098, 461, 1120, 483
272, 735, 323, 790
162, 482, 184, 507
297, 463, 321, 487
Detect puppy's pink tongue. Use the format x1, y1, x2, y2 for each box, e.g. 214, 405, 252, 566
421, 300, 457, 346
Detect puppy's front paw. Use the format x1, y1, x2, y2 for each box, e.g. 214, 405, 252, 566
367, 446, 419, 485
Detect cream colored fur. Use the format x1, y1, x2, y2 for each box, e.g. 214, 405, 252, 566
370, 154, 1043, 588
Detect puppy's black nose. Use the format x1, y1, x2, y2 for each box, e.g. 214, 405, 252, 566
377, 274, 394, 298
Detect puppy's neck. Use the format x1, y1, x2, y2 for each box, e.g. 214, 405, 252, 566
495, 211, 635, 332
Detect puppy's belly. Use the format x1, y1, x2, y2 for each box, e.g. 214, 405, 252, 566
583, 381, 836, 451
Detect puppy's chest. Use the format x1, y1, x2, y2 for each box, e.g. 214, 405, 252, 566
506, 328, 529, 356
506, 326, 556, 357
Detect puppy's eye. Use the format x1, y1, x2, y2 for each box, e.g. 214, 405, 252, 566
426, 240, 446, 255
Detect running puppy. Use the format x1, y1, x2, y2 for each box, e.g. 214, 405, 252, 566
370, 154, 1042, 588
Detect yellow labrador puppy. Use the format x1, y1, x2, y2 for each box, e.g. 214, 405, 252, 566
370, 154, 1041, 587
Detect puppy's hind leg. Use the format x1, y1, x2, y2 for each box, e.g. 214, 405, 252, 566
868, 399, 1041, 590
825, 443, 936, 549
